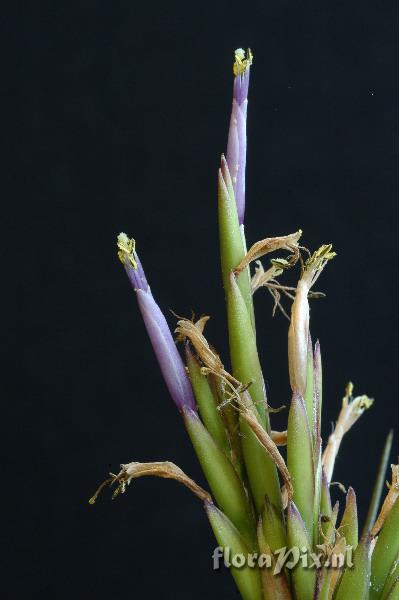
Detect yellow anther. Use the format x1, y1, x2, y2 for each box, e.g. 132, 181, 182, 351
117, 232, 137, 269
233, 48, 253, 76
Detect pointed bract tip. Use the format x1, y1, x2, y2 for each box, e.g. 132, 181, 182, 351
314, 341, 322, 375
182, 404, 199, 421
291, 390, 306, 408
219, 154, 229, 177
347, 486, 357, 501
204, 499, 216, 511
287, 500, 300, 519
307, 331, 313, 348
321, 468, 329, 487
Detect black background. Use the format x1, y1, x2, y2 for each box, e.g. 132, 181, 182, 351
4, 1, 399, 598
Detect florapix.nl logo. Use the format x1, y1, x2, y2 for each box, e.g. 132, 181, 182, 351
212, 545, 354, 575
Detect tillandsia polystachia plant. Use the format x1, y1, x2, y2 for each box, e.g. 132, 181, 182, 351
90, 49, 399, 600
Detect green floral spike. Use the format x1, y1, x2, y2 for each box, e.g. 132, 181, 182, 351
261, 495, 287, 553
313, 342, 323, 546
319, 472, 337, 543
218, 156, 243, 290
381, 556, 399, 600
323, 501, 340, 547
205, 502, 263, 600
320, 469, 332, 517
371, 497, 399, 599
240, 415, 282, 514
214, 377, 245, 478
304, 333, 314, 433
230, 296, 283, 515
287, 501, 316, 600
312, 449, 322, 547
340, 487, 358, 551
314, 340, 323, 436
239, 392, 282, 514
238, 218, 256, 330
227, 271, 267, 426
334, 535, 371, 600
183, 406, 256, 548
287, 392, 315, 538
314, 569, 332, 600
384, 579, 399, 600
185, 345, 230, 454
363, 430, 394, 537
218, 156, 254, 328
257, 520, 292, 600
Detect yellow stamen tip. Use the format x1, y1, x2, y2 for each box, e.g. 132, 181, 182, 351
233, 48, 253, 76
117, 232, 137, 269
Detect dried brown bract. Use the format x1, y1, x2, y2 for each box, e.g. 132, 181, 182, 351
89, 461, 211, 504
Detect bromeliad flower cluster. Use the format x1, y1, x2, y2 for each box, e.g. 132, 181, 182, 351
91, 49, 399, 600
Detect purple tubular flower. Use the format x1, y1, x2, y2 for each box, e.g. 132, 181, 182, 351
125, 252, 149, 292
135, 290, 196, 411
233, 64, 251, 106
226, 48, 252, 226
117, 233, 196, 412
